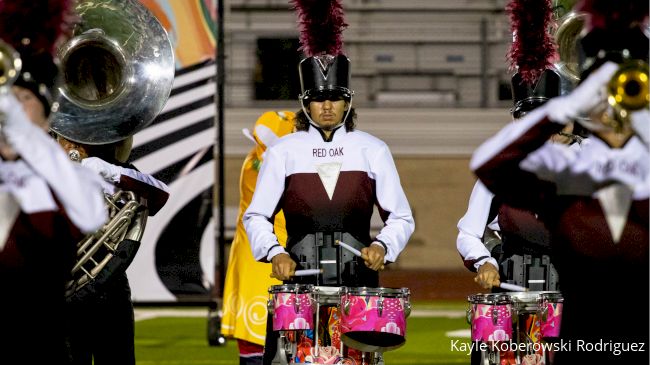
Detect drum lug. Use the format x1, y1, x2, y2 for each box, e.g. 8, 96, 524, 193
343, 296, 351, 316
539, 305, 548, 323
267, 298, 275, 315
377, 294, 384, 317
466, 307, 472, 325
404, 300, 412, 318
538, 297, 549, 322
294, 287, 300, 314
491, 307, 498, 325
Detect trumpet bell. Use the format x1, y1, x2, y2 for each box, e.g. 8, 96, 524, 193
608, 59, 649, 112
50, 0, 174, 145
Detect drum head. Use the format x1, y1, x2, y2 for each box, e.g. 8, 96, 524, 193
508, 291, 558, 303
540, 291, 563, 302
344, 287, 410, 298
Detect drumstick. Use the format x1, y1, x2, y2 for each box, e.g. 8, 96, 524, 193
337, 240, 385, 271
293, 269, 322, 277
336, 240, 362, 257
269, 269, 322, 279
499, 283, 529, 292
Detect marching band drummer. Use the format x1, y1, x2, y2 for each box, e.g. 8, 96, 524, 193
244, 1, 414, 363
0, 2, 107, 362
55, 134, 169, 365
244, 3, 413, 287
470, 1, 649, 363
458, 0, 584, 293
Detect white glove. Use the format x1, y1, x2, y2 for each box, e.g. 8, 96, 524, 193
631, 109, 650, 146
81, 157, 122, 183
0, 93, 36, 144
546, 61, 619, 125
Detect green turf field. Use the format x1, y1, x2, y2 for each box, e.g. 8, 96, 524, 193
134, 302, 474, 365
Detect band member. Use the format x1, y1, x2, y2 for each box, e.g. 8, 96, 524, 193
244, 1, 414, 362
457, 70, 579, 292
221, 111, 295, 365
0, 2, 107, 362
458, 0, 575, 293
470, 1, 649, 363
55, 135, 169, 365
245, 2, 413, 286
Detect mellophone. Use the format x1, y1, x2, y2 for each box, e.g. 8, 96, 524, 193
269, 284, 411, 364
467, 291, 563, 364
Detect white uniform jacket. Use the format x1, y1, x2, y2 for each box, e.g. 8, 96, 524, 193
244, 124, 414, 263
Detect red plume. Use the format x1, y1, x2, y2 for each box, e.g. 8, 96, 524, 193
0, 0, 74, 56
291, 0, 347, 57
577, 0, 649, 30
506, 0, 556, 85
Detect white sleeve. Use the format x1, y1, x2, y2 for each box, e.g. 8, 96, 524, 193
456, 181, 499, 271
1, 94, 107, 233
372, 144, 415, 263
119, 166, 170, 193
243, 146, 287, 262
470, 105, 549, 172
519, 142, 576, 182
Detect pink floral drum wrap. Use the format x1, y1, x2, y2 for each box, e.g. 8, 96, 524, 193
339, 287, 410, 352
468, 294, 513, 342
269, 284, 314, 331
539, 292, 563, 338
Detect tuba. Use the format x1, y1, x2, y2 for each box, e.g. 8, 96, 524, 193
50, 0, 174, 145
53, 0, 174, 299
553, 10, 586, 91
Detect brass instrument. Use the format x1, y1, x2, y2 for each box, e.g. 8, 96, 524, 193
0, 39, 21, 89
50, 0, 174, 145
55, 0, 174, 299
554, 11, 586, 89
65, 191, 148, 297
554, 5, 649, 132
0, 39, 22, 145
607, 59, 650, 131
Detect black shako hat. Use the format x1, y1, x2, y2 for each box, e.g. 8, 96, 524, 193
298, 54, 352, 106
511, 68, 561, 118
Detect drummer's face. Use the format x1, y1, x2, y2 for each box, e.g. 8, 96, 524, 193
308, 96, 347, 131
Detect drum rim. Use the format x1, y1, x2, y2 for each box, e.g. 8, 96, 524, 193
467, 293, 512, 304
342, 286, 410, 296
268, 283, 314, 293
507, 290, 563, 302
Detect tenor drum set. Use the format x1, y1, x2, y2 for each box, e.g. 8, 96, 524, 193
268, 284, 411, 365
467, 291, 563, 365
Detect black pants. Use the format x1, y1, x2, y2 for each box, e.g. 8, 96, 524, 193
67, 273, 135, 365
0, 271, 72, 364
0, 239, 75, 365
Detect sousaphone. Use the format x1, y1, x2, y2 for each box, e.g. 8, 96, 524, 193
50, 0, 174, 144
51, 0, 174, 299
